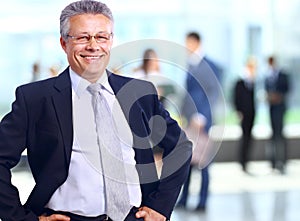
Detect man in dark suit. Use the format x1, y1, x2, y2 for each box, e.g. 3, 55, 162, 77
0, 1, 192, 221
233, 57, 257, 172
177, 32, 222, 212
265, 56, 290, 174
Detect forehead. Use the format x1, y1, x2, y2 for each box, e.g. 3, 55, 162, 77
68, 14, 113, 33
186, 36, 199, 43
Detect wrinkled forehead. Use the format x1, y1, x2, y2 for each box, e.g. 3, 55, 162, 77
68, 14, 114, 33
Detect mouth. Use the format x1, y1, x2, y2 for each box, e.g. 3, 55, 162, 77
80, 54, 105, 61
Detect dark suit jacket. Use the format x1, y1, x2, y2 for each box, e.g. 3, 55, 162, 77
0, 68, 192, 221
265, 70, 290, 107
233, 78, 255, 118
181, 56, 222, 133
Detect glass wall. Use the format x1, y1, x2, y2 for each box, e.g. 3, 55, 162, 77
1, 0, 300, 138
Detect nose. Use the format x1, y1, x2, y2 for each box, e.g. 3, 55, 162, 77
86, 37, 100, 50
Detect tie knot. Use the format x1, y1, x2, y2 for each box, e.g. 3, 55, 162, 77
87, 83, 102, 95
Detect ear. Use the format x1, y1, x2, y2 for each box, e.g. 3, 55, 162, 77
60, 36, 67, 53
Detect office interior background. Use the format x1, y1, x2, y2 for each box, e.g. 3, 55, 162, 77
1, 0, 300, 134
0, 0, 300, 220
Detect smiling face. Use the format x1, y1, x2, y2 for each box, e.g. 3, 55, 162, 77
60, 13, 113, 82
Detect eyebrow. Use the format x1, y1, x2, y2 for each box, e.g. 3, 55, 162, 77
71, 31, 112, 35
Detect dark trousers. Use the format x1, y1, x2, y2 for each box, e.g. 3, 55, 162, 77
177, 165, 209, 207
44, 207, 144, 221
269, 105, 287, 169
239, 113, 254, 170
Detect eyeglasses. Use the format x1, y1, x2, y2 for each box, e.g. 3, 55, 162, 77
67, 32, 113, 44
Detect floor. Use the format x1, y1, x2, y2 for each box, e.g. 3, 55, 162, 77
172, 160, 300, 221
9, 160, 300, 221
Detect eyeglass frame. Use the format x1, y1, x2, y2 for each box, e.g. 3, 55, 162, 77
66, 32, 114, 44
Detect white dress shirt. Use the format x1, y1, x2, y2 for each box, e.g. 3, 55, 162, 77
187, 46, 204, 66
46, 68, 141, 216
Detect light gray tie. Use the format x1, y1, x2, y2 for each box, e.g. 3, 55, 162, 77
88, 83, 131, 221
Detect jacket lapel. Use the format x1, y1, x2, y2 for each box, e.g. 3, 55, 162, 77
52, 68, 73, 165
107, 70, 132, 121
107, 72, 155, 163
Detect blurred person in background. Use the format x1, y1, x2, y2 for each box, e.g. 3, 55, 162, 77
265, 56, 290, 174
31, 62, 41, 82
49, 64, 60, 77
133, 49, 160, 79
133, 48, 168, 173
132, 48, 175, 104
233, 56, 257, 173
177, 31, 222, 212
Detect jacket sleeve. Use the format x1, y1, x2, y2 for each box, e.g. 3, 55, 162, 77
279, 72, 290, 94
143, 83, 193, 219
0, 87, 38, 221
233, 80, 243, 112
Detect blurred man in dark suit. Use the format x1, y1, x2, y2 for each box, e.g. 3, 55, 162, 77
178, 32, 222, 212
265, 56, 290, 174
233, 57, 257, 172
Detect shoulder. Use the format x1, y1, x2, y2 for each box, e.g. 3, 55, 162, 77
108, 71, 157, 94
108, 72, 159, 115
131, 69, 146, 79
235, 78, 244, 87
18, 77, 58, 94
279, 70, 289, 78
203, 56, 215, 65
16, 70, 70, 101
203, 56, 222, 77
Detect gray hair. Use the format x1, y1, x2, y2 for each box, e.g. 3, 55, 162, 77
60, 0, 114, 39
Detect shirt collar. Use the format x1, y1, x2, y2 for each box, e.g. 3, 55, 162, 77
188, 46, 204, 66
96, 70, 114, 95
268, 67, 280, 78
69, 68, 114, 97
